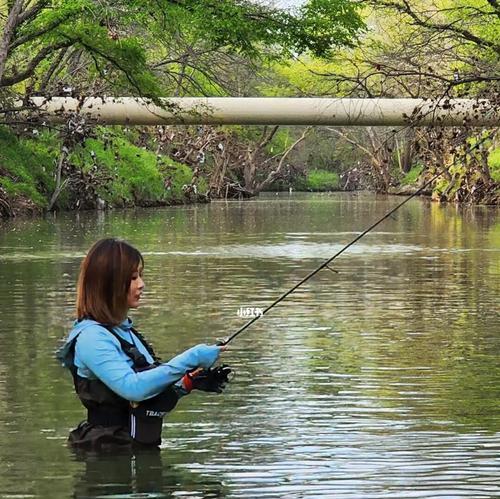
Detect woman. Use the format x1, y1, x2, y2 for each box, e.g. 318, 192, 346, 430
58, 238, 229, 449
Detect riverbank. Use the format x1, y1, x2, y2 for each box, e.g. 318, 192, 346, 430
1, 125, 499, 219
0, 126, 207, 218
388, 180, 500, 205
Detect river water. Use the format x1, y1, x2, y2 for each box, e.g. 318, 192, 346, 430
0, 192, 498, 498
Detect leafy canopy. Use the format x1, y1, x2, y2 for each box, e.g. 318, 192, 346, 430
1, 0, 364, 97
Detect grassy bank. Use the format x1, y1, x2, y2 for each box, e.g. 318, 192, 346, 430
0, 127, 204, 217
268, 168, 341, 192
395, 150, 500, 204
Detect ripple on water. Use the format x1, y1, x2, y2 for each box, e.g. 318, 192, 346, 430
0, 194, 499, 498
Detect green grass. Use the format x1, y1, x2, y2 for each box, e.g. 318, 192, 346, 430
72, 132, 197, 206
0, 125, 198, 212
401, 164, 423, 185
0, 127, 58, 208
302, 169, 340, 191
73, 137, 163, 205
488, 147, 500, 182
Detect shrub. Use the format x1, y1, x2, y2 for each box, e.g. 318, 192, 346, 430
0, 127, 58, 208
71, 130, 195, 206
402, 164, 424, 185
488, 147, 500, 182
304, 169, 340, 191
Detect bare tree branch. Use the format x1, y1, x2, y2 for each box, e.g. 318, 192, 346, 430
17, 0, 49, 26
486, 0, 500, 17
39, 45, 68, 90
326, 127, 378, 162
258, 125, 279, 149
367, 0, 499, 53
0, 40, 71, 86
257, 127, 311, 190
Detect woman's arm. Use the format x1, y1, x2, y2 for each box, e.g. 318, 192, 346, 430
75, 327, 221, 402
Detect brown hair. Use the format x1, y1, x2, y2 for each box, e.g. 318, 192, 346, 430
76, 238, 144, 325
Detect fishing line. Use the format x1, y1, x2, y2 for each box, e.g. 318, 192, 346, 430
218, 130, 497, 346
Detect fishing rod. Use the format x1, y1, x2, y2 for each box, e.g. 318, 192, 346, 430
217, 131, 497, 347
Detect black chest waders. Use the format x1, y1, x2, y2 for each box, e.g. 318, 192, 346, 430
66, 325, 178, 448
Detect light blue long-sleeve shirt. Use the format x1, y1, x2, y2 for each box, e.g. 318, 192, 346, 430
58, 318, 221, 403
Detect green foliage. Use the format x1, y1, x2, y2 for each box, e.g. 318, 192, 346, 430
402, 164, 424, 185
288, 0, 365, 57
159, 158, 196, 200
266, 128, 292, 156
71, 130, 194, 206
260, 56, 356, 97
61, 22, 161, 98
2, 0, 364, 101
298, 168, 340, 191
0, 126, 198, 212
432, 162, 473, 200
433, 177, 448, 197
487, 147, 500, 182
164, 0, 363, 60
439, 0, 500, 48
0, 128, 58, 207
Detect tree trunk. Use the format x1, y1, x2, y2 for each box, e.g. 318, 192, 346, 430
243, 146, 256, 193
365, 127, 391, 191
47, 145, 68, 211
243, 125, 279, 194
0, 0, 24, 83
478, 147, 492, 185
256, 127, 310, 192
398, 128, 414, 174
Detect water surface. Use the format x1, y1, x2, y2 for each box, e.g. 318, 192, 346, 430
0, 192, 498, 498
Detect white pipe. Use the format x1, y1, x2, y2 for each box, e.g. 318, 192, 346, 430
24, 97, 498, 126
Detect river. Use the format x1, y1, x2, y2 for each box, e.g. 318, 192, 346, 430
0, 192, 498, 498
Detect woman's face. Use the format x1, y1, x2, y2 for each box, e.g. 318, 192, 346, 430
127, 267, 145, 309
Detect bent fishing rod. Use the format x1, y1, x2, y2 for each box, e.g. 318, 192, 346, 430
217, 130, 497, 347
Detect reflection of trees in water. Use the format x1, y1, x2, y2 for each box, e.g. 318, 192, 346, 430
72, 448, 225, 498
298, 202, 499, 431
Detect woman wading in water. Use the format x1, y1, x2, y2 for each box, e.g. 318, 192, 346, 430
58, 238, 230, 449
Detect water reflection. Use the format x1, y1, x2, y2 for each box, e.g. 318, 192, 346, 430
72, 448, 225, 498
0, 193, 498, 498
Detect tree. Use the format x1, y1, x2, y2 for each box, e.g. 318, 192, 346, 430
352, 0, 500, 98
152, 124, 311, 198
259, 0, 499, 200
0, 0, 364, 102
0, 0, 365, 212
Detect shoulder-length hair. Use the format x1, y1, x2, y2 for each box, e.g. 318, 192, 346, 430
76, 238, 144, 325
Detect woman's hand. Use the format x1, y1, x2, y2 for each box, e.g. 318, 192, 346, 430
182, 365, 232, 393
190, 343, 225, 369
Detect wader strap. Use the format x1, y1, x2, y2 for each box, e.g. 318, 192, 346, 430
100, 325, 160, 368
131, 327, 161, 363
